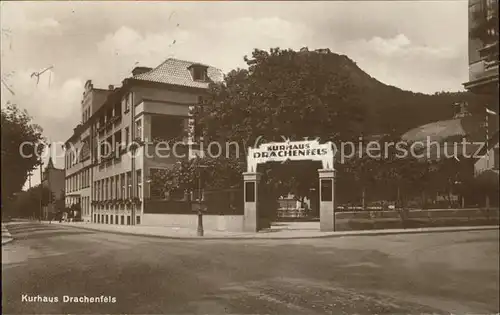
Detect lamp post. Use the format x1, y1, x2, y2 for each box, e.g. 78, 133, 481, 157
39, 159, 43, 222
196, 164, 208, 237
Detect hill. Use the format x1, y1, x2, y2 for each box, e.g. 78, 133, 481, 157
327, 51, 492, 135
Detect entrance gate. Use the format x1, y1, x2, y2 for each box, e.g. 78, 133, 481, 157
243, 139, 336, 232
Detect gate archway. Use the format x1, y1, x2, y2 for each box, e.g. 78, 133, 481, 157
243, 139, 336, 232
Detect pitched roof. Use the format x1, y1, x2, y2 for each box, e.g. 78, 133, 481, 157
133, 58, 224, 89
401, 115, 488, 161
401, 115, 485, 143
46, 157, 55, 169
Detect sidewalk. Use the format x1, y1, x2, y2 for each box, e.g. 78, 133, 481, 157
1, 223, 13, 245
45, 221, 499, 240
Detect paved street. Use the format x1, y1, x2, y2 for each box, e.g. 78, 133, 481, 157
2, 221, 499, 314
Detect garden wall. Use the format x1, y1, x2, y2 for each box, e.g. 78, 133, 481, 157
334, 208, 499, 231
141, 213, 244, 232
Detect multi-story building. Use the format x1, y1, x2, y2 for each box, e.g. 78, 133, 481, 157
41, 157, 65, 220
464, 0, 499, 177
64, 80, 112, 221
464, 0, 499, 95
64, 58, 223, 225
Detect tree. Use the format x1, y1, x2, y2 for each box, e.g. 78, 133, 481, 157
192, 48, 368, 200
8, 184, 51, 218
150, 156, 245, 198
193, 48, 367, 154
1, 103, 45, 210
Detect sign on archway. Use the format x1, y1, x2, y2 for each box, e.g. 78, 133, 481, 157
243, 139, 336, 233
246, 139, 335, 172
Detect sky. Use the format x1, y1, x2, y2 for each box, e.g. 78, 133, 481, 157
1, 1, 470, 188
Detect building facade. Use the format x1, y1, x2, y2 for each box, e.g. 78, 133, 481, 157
64, 58, 223, 225
464, 0, 499, 176
65, 81, 112, 221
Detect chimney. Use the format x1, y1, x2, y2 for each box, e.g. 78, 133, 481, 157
132, 66, 152, 76
453, 102, 471, 118
108, 85, 114, 90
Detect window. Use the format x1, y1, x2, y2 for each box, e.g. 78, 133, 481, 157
125, 128, 130, 147
127, 172, 132, 198
110, 177, 114, 199
100, 141, 106, 158
104, 179, 108, 200
96, 181, 100, 201
121, 174, 125, 199
494, 147, 499, 170
135, 119, 142, 141
136, 170, 142, 199
114, 131, 122, 152
106, 136, 113, 154
150, 168, 164, 199
190, 66, 207, 81
114, 102, 121, 117
123, 96, 129, 113
115, 176, 120, 199
105, 108, 112, 123
124, 93, 132, 112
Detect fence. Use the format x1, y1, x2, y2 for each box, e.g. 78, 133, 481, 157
334, 207, 499, 231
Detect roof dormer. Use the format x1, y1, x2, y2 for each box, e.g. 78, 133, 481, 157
188, 63, 209, 82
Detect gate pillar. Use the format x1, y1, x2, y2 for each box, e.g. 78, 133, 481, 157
318, 169, 336, 231
243, 172, 261, 232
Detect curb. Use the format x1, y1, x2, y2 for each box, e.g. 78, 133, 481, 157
1, 223, 13, 245
52, 223, 500, 241
2, 238, 14, 245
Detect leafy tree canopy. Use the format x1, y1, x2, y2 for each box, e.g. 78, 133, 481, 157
7, 184, 52, 218
193, 48, 367, 158
1, 103, 45, 208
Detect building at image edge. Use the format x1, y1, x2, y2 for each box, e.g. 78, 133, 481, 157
464, 0, 499, 178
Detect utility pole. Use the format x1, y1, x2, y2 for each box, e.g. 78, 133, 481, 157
196, 164, 208, 237
130, 89, 136, 226
39, 159, 43, 222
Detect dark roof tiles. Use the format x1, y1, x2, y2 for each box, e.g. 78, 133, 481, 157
133, 58, 224, 89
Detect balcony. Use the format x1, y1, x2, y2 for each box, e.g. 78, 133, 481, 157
479, 41, 499, 57
465, 59, 499, 91
468, 59, 498, 81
